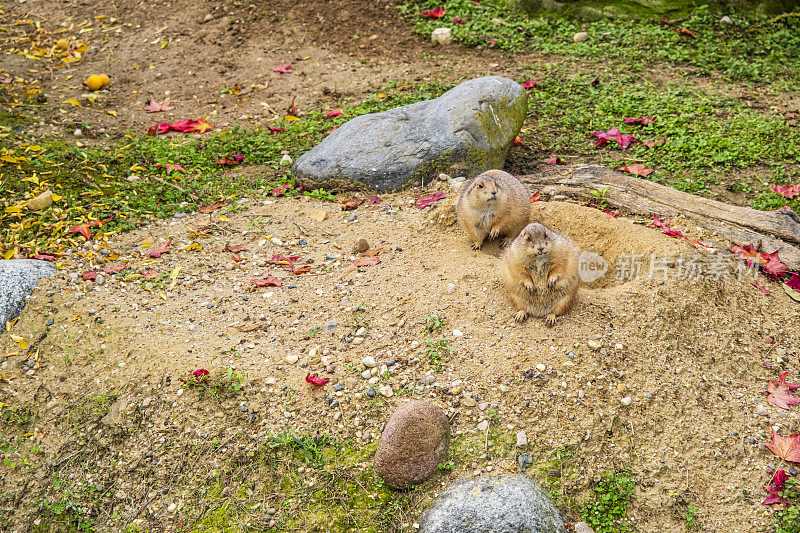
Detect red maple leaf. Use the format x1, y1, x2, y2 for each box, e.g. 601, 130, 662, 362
603, 209, 619, 217
415, 192, 446, 209
82, 271, 99, 281
305, 373, 330, 386
223, 242, 248, 253
103, 265, 126, 275
355, 257, 381, 267
325, 109, 342, 119
149, 239, 172, 258
147, 122, 173, 136
766, 372, 800, 410
543, 157, 567, 165
786, 273, 800, 291
764, 426, 800, 462
272, 61, 293, 74
144, 99, 174, 112
287, 96, 298, 116
199, 201, 225, 214
592, 127, 636, 149
271, 184, 292, 197
522, 77, 540, 93
250, 276, 282, 287
30, 254, 56, 261
420, 6, 445, 18
267, 126, 287, 135
731, 244, 764, 267
341, 197, 365, 211
763, 469, 789, 505
663, 228, 683, 238
530, 190, 541, 203
753, 281, 771, 295
762, 256, 789, 279
368, 195, 381, 205
453, 16, 466, 25
648, 215, 672, 229
189, 369, 210, 382
624, 116, 656, 126
69, 216, 113, 240
216, 154, 244, 166
642, 139, 666, 148
618, 163, 654, 177
513, 136, 525, 146
142, 268, 159, 280
155, 163, 185, 173
772, 184, 800, 199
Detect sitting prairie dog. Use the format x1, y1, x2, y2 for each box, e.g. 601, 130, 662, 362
456, 170, 530, 250
500, 223, 579, 326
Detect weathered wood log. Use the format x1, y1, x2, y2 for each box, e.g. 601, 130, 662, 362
518, 165, 800, 270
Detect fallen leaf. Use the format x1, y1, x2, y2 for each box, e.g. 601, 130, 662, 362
530, 190, 541, 203
183, 242, 204, 252
65, 98, 81, 107
142, 268, 159, 280
753, 281, 771, 295
223, 242, 248, 253
189, 368, 210, 382
513, 136, 525, 146
305, 373, 330, 386
663, 229, 684, 238
149, 118, 214, 135
69, 217, 112, 240
287, 96, 298, 116
415, 192, 446, 209
603, 209, 619, 217
229, 253, 242, 263
199, 202, 224, 214
9, 334, 28, 350
772, 184, 800, 199
642, 139, 666, 149
250, 276, 282, 287
272, 61, 293, 74
522, 77, 540, 93
763, 469, 789, 505
82, 271, 99, 281
623, 116, 656, 126
679, 28, 698, 38
421, 6, 446, 18
763, 256, 789, 279
30, 254, 56, 261
618, 163, 654, 177
543, 157, 567, 165
453, 16, 466, 24
267, 126, 287, 135
325, 109, 342, 119
155, 163, 185, 173
354, 256, 381, 267
649, 215, 671, 229
144, 99, 175, 112
149, 239, 172, 258
783, 283, 800, 302
767, 372, 799, 410
217, 154, 244, 166
341, 197, 365, 211
786, 273, 800, 291
368, 195, 381, 205
764, 426, 800, 462
592, 127, 637, 149
267, 254, 300, 267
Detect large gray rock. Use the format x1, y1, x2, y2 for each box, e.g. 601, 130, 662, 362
293, 76, 527, 192
419, 474, 569, 533
374, 400, 449, 490
0, 259, 56, 331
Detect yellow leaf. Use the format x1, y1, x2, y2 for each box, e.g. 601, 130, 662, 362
159, 292, 167, 301
21, 175, 39, 184
26, 145, 41, 152
10, 335, 28, 350
183, 242, 204, 251
284, 115, 299, 121
52, 193, 63, 201
65, 75, 73, 81
168, 266, 180, 290
3, 248, 17, 260
106, 110, 117, 116
65, 98, 81, 107
219, 215, 229, 221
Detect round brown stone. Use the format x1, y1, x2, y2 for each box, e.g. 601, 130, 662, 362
374, 400, 450, 490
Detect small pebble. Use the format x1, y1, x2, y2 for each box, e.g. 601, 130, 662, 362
285, 355, 299, 364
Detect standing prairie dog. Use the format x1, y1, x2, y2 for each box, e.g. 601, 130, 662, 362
456, 170, 530, 250
500, 223, 579, 326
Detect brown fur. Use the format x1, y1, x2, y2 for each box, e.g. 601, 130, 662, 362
455, 170, 530, 250
500, 223, 579, 326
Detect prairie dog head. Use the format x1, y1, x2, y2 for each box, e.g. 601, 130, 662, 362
466, 175, 500, 205
516, 223, 555, 257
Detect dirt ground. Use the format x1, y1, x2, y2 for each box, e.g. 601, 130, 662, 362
2, 0, 800, 532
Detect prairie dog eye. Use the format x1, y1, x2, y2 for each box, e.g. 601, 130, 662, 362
478, 183, 484, 189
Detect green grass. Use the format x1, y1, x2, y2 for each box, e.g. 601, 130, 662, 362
400, 1, 800, 86
776, 477, 800, 533
0, 82, 449, 257
580, 469, 636, 533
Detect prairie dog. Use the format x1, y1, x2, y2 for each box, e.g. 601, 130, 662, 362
500, 223, 579, 326
456, 170, 530, 250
